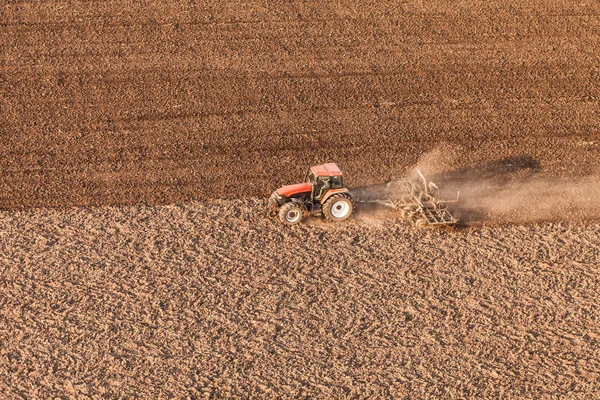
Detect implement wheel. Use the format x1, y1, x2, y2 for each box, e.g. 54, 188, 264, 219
415, 219, 428, 229
279, 202, 304, 225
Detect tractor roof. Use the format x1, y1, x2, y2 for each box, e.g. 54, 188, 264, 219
311, 163, 343, 177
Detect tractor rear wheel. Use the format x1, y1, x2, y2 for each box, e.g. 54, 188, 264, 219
323, 194, 354, 222
279, 202, 304, 225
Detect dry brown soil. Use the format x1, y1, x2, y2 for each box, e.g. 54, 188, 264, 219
2, 1, 600, 398
2, 1, 600, 209
1, 201, 599, 398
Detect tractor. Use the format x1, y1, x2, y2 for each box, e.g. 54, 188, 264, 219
268, 163, 355, 225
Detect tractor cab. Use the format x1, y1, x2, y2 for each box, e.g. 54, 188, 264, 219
305, 163, 344, 201
270, 162, 354, 225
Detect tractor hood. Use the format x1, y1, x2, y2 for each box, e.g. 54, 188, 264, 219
276, 182, 312, 197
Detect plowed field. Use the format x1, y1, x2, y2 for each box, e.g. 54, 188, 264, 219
2, 1, 600, 398
1, 202, 599, 398
2, 1, 600, 209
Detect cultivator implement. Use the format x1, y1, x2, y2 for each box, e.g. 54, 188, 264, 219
363, 169, 459, 228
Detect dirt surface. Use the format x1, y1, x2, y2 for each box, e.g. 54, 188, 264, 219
2, 1, 600, 209
2, 1, 600, 398
0, 200, 599, 398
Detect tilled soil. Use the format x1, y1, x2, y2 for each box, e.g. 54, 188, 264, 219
3, 1, 600, 398
2, 1, 600, 209
0, 200, 599, 398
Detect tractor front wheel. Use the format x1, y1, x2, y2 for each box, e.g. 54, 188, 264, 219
279, 202, 304, 225
323, 194, 354, 222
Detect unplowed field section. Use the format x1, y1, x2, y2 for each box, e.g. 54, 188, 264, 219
0, 200, 599, 398
2, 1, 600, 209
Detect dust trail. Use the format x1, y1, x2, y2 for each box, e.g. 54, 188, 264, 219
354, 147, 599, 225
443, 175, 600, 224
413, 146, 600, 224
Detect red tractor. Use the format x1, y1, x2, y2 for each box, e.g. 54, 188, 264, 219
268, 163, 355, 225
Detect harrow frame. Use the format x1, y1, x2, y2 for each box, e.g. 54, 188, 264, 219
364, 169, 459, 228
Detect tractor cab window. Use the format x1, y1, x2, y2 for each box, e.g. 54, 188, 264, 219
330, 176, 343, 189
307, 171, 316, 184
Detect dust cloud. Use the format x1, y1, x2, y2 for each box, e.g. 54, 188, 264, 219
413, 147, 600, 224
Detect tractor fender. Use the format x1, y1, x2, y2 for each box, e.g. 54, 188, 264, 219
320, 188, 352, 204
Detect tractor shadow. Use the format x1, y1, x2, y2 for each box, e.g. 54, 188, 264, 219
427, 155, 541, 184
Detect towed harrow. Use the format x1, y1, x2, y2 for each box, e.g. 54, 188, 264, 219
361, 169, 460, 228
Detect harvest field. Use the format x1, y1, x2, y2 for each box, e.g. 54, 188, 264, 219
1, 0, 600, 398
